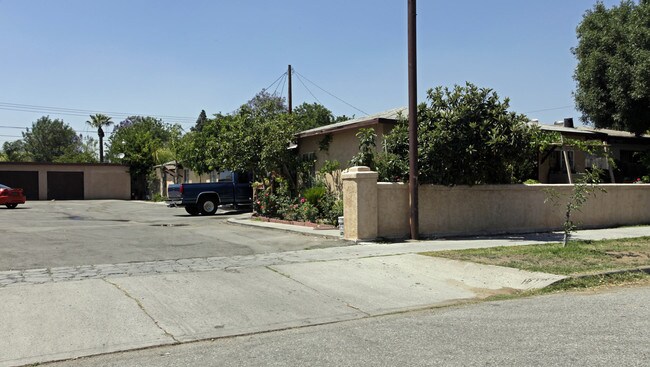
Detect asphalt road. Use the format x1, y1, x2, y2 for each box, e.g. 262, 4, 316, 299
0, 200, 346, 271
43, 284, 650, 367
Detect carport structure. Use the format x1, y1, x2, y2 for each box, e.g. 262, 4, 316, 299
0, 162, 131, 200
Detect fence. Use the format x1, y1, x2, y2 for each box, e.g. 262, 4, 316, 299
342, 166, 650, 241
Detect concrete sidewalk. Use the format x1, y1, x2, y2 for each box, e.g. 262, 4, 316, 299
1, 223, 648, 367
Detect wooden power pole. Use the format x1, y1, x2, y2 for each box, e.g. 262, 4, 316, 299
408, 0, 419, 240
288, 65, 292, 114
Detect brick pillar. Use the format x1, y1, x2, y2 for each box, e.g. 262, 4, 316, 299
342, 166, 378, 241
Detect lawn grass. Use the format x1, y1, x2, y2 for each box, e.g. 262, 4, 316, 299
423, 236, 650, 276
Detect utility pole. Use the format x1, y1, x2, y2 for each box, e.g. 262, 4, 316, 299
408, 0, 419, 240
288, 64, 293, 114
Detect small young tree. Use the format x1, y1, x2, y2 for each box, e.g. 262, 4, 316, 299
545, 167, 606, 247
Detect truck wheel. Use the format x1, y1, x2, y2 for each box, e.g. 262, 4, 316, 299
5, 204, 18, 209
185, 205, 199, 216
198, 197, 218, 215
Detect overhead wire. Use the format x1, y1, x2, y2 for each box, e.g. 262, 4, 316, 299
272, 73, 287, 97
263, 72, 288, 95
294, 72, 323, 105
293, 69, 369, 116
524, 105, 574, 114
279, 72, 287, 100
0, 101, 197, 123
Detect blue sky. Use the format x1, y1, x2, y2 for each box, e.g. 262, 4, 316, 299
0, 0, 624, 146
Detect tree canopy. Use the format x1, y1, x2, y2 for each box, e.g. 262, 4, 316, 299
378, 83, 539, 185
106, 116, 181, 177
19, 116, 97, 163
1, 140, 31, 162
176, 90, 343, 189
573, 0, 650, 136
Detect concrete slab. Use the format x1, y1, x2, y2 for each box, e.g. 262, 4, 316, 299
0, 279, 173, 367
111, 267, 366, 342
271, 254, 566, 315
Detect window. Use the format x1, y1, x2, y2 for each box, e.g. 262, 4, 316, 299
551, 150, 575, 173
218, 171, 233, 182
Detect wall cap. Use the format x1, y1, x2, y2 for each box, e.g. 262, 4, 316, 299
342, 166, 379, 180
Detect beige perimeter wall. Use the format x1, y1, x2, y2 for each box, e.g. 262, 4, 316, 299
343, 168, 650, 240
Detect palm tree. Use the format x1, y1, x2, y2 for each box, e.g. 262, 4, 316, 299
86, 114, 113, 163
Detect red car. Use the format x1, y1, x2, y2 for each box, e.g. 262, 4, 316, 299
0, 183, 26, 209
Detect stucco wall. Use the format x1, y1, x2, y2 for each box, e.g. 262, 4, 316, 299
343, 168, 650, 240
375, 183, 650, 238
0, 163, 130, 200
298, 123, 393, 172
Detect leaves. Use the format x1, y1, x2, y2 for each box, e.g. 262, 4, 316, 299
380, 82, 536, 185
106, 116, 180, 176
573, 0, 650, 136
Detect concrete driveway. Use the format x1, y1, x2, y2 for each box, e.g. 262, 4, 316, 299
0, 200, 347, 271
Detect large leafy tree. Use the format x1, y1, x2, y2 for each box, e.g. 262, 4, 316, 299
191, 109, 208, 132
106, 116, 181, 198
379, 83, 538, 185
293, 102, 336, 131
2, 140, 31, 162
573, 0, 650, 136
107, 116, 180, 175
86, 114, 113, 162
176, 91, 342, 190
22, 116, 96, 162
176, 113, 225, 175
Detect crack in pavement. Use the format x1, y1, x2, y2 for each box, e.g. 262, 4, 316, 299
265, 265, 372, 317
102, 278, 181, 344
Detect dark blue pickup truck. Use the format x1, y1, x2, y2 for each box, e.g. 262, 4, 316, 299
167, 171, 253, 215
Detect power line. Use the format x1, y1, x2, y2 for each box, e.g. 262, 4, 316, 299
0, 101, 197, 122
524, 105, 574, 114
279, 73, 287, 100
294, 73, 322, 105
293, 69, 369, 116
263, 72, 288, 95
272, 73, 287, 97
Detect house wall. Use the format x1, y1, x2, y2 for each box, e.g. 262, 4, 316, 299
297, 122, 394, 172
0, 163, 130, 200
343, 167, 650, 240
538, 149, 589, 184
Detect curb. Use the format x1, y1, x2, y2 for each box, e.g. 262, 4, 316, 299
226, 218, 346, 241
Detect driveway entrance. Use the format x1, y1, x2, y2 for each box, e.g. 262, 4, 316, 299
0, 200, 347, 271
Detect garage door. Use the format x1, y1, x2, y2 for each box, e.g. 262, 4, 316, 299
0, 171, 39, 200
47, 171, 84, 200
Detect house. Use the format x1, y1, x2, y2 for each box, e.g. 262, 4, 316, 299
296, 108, 650, 184
295, 107, 405, 174
537, 118, 650, 183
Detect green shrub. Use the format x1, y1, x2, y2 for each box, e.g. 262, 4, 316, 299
302, 186, 327, 206
298, 202, 319, 222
